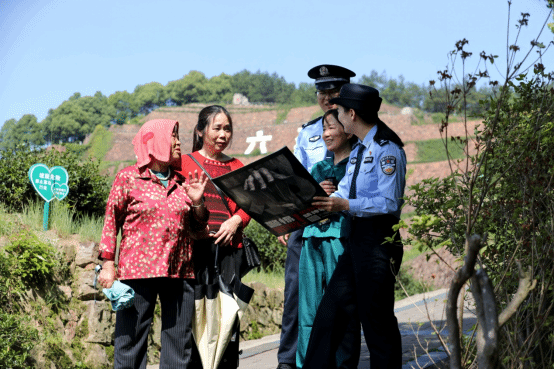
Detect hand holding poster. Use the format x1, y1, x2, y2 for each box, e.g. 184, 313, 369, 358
212, 147, 332, 236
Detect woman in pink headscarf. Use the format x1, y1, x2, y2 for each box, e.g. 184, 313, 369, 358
97, 119, 209, 369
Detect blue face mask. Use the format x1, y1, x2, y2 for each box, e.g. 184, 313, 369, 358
103, 281, 135, 311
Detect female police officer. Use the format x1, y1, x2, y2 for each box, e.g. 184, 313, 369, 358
303, 83, 406, 369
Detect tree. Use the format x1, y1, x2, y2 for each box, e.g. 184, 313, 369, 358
402, 4, 554, 368
166, 71, 208, 105
290, 82, 317, 106
230, 69, 252, 97
108, 90, 136, 124
42, 91, 115, 144
272, 73, 296, 104
203, 73, 233, 103
358, 71, 427, 108
0, 115, 45, 152
133, 82, 167, 115
229, 70, 295, 104
247, 71, 276, 102
78, 92, 117, 126
0, 119, 17, 152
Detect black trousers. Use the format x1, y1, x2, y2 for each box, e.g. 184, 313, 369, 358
278, 229, 303, 364
114, 277, 195, 369
304, 215, 404, 369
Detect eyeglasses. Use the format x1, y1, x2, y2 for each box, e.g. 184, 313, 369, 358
316, 88, 341, 98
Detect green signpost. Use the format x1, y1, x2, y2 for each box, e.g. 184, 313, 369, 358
28, 164, 70, 230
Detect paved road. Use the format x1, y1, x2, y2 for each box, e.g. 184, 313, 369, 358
147, 288, 475, 368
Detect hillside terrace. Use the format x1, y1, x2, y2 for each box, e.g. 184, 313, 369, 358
100, 103, 481, 214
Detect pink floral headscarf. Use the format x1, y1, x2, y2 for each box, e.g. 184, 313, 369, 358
132, 119, 181, 170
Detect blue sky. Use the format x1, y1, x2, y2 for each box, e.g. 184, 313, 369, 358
1, 0, 552, 128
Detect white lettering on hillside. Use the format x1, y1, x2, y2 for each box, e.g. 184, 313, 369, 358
245, 130, 272, 155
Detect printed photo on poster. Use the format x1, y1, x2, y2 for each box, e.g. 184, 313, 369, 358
212, 147, 332, 236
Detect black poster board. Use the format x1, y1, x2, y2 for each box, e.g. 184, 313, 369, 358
212, 147, 332, 236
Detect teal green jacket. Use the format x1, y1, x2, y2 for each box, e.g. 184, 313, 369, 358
303, 157, 351, 239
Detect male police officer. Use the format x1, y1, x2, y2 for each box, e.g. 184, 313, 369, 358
276, 65, 358, 369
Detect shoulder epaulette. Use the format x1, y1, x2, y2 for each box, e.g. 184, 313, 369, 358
302, 116, 323, 129
377, 139, 389, 146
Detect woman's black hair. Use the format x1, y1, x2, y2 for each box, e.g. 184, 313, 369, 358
323, 109, 358, 147
192, 105, 233, 152
353, 108, 404, 148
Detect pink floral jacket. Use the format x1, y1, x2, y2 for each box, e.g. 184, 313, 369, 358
99, 165, 208, 280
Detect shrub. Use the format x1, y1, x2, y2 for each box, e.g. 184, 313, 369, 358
243, 220, 286, 271
0, 250, 24, 313
0, 144, 110, 217
394, 269, 429, 301
0, 312, 38, 369
5, 230, 58, 287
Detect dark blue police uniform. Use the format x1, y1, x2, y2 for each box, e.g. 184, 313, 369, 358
304, 86, 407, 369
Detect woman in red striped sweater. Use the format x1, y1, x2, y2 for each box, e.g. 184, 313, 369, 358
180, 105, 252, 285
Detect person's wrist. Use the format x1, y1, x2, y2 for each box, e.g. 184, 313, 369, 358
191, 196, 205, 208
102, 260, 116, 269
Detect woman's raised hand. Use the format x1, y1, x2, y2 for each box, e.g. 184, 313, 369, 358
184, 170, 208, 205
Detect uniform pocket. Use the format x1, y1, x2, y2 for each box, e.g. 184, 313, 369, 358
360, 162, 379, 191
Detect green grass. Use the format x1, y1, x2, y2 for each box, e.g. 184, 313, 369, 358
242, 268, 285, 289
17, 200, 104, 243
430, 112, 460, 124
411, 108, 427, 125
50, 203, 76, 237
275, 105, 292, 124
0, 204, 15, 236
19, 201, 44, 231
233, 150, 272, 158
402, 243, 424, 264
75, 214, 104, 243
410, 138, 466, 164
88, 125, 113, 160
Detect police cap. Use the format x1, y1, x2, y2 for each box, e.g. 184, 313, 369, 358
307, 64, 356, 91
330, 83, 382, 113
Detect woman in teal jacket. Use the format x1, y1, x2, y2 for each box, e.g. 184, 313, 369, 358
297, 109, 360, 368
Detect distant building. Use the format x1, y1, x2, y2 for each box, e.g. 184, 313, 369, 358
233, 93, 250, 105
401, 107, 413, 115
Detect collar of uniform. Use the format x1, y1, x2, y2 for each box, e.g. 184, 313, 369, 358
361, 124, 378, 150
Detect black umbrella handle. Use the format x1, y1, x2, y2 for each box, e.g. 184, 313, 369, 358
213, 243, 220, 277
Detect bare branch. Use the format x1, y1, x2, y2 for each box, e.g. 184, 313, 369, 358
447, 234, 482, 369
498, 261, 537, 327
472, 267, 499, 368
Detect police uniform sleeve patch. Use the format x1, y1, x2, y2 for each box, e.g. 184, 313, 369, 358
380, 156, 396, 175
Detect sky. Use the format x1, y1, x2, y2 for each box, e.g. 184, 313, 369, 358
1, 0, 552, 128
